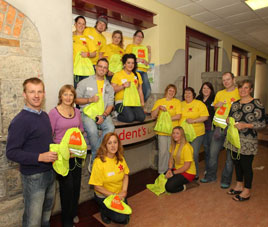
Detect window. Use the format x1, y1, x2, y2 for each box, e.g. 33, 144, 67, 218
232, 46, 249, 76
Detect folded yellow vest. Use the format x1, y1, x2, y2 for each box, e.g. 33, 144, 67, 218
50, 128, 87, 176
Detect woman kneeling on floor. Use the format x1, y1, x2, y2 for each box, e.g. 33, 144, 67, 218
165, 126, 197, 193
89, 132, 130, 224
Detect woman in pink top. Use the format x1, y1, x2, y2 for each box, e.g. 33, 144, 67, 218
49, 84, 84, 227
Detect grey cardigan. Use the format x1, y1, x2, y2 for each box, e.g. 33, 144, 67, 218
76, 75, 114, 111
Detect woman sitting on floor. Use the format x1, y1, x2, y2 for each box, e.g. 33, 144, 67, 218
165, 126, 197, 193
89, 132, 130, 224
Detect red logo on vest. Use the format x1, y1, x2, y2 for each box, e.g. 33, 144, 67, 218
137, 49, 145, 58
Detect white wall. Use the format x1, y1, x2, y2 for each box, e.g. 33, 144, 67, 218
188, 47, 206, 93
7, 0, 73, 111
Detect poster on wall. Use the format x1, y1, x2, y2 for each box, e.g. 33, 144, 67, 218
147, 63, 155, 84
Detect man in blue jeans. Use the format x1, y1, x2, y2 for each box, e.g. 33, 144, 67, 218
76, 58, 115, 172
200, 72, 240, 188
6, 77, 57, 227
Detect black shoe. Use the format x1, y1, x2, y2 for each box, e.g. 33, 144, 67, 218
122, 216, 130, 225
101, 213, 111, 224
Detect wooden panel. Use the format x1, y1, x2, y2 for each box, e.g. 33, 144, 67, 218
72, 0, 156, 30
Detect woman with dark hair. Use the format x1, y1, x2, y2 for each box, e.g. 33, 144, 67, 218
89, 132, 130, 224
49, 85, 84, 226
125, 30, 151, 101
165, 126, 196, 193
179, 87, 209, 180
100, 30, 125, 82
224, 80, 266, 201
73, 16, 97, 88
111, 53, 146, 123
151, 84, 182, 174
196, 82, 215, 173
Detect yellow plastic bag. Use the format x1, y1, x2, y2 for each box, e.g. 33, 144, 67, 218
109, 54, 123, 73
103, 195, 132, 214
181, 120, 197, 142
73, 52, 95, 76
83, 94, 105, 120
154, 111, 173, 134
123, 82, 141, 106
226, 117, 241, 159
146, 174, 168, 196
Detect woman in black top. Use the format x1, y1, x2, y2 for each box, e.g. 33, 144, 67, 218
225, 80, 266, 201
196, 82, 215, 173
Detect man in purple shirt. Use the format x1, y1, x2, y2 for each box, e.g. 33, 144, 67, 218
6, 77, 58, 227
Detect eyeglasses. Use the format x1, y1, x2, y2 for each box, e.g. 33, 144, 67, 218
96, 65, 108, 70
135, 35, 144, 38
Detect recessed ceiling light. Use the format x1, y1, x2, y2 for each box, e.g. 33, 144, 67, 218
245, 0, 268, 10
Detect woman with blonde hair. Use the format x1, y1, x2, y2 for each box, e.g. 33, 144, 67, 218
89, 132, 130, 224
165, 126, 196, 193
100, 30, 125, 82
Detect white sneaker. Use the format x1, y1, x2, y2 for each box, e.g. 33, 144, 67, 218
73, 216, 79, 224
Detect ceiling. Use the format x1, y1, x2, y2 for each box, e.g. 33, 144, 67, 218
156, 0, 268, 56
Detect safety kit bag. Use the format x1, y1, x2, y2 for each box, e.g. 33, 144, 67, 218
123, 82, 141, 106
154, 111, 173, 134
83, 94, 105, 120
181, 120, 197, 142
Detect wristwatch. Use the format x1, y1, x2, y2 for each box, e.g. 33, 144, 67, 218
102, 115, 107, 120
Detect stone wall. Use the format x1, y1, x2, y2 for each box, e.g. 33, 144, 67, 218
0, 1, 42, 226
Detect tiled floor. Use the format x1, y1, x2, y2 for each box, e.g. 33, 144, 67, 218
51, 140, 268, 227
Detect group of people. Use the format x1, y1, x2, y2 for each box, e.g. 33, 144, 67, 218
73, 15, 152, 102
6, 77, 130, 226
152, 72, 266, 200
5, 14, 266, 227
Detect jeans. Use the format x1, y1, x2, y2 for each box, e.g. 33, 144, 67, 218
137, 71, 151, 102
203, 130, 213, 172
94, 194, 130, 224
58, 158, 82, 227
157, 135, 171, 174
82, 113, 115, 162
115, 103, 145, 123
21, 169, 56, 227
190, 135, 205, 178
205, 127, 233, 184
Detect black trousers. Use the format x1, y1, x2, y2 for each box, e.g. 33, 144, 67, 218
231, 151, 254, 189
58, 158, 82, 227
115, 103, 145, 123
165, 173, 189, 193
94, 194, 130, 224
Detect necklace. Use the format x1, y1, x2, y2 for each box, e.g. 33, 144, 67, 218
58, 105, 74, 118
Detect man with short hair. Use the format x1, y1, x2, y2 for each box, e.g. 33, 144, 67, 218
83, 15, 108, 66
200, 72, 240, 188
76, 58, 114, 171
6, 77, 57, 227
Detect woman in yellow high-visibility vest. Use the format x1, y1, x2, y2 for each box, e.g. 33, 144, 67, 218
125, 30, 151, 102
